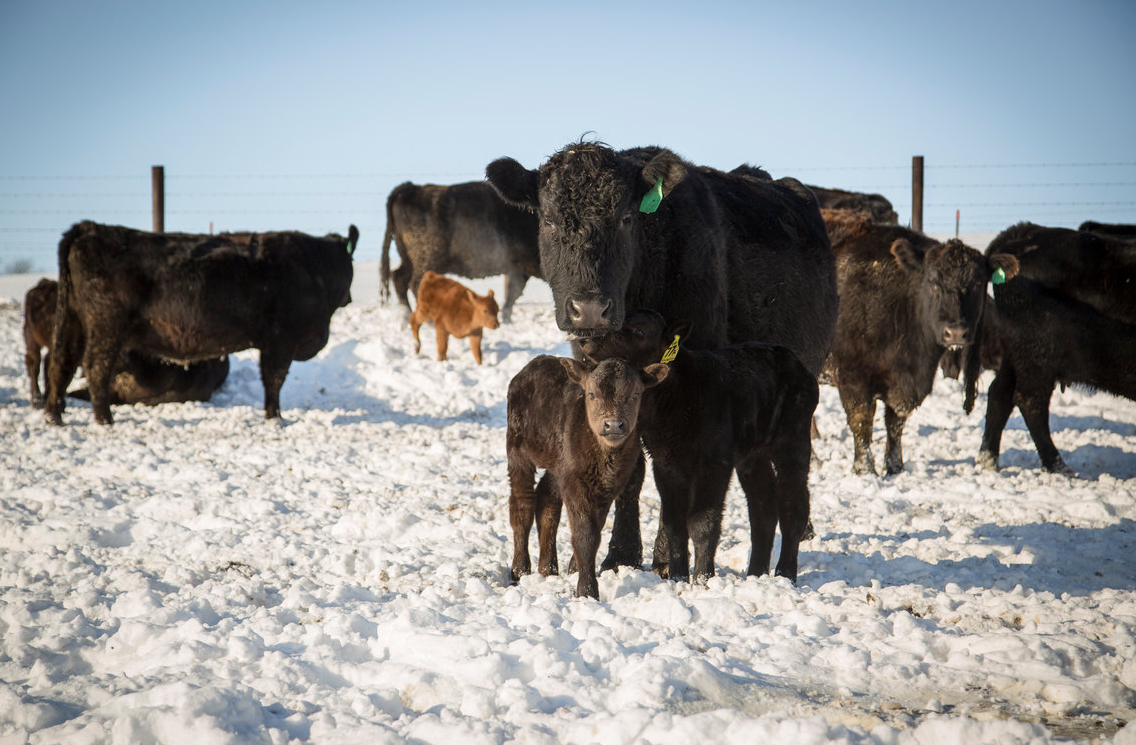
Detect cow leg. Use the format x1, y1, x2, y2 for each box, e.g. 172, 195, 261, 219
501, 270, 528, 324
978, 364, 1016, 470
468, 330, 484, 365
688, 465, 731, 584
507, 459, 538, 581
883, 404, 908, 475
259, 351, 292, 420
25, 340, 43, 407
44, 319, 83, 425
599, 450, 645, 572
434, 325, 450, 362
564, 496, 603, 599
1016, 384, 1071, 475
534, 472, 562, 576
83, 333, 126, 426
736, 458, 777, 577
653, 464, 693, 582
771, 445, 811, 583
392, 263, 414, 315
840, 388, 878, 475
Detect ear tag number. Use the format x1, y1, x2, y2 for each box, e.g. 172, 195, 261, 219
639, 177, 664, 214
992, 267, 1007, 285
660, 334, 680, 364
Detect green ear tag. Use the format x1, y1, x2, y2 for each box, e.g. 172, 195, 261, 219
992, 267, 1006, 285
660, 334, 680, 364
639, 177, 664, 214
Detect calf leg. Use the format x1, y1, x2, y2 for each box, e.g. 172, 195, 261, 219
883, 404, 908, 475
688, 465, 732, 584
978, 363, 1017, 470
258, 350, 292, 420
599, 451, 644, 572
736, 458, 777, 577
653, 463, 694, 582
507, 458, 538, 581
561, 487, 605, 599
468, 330, 484, 365
534, 473, 562, 576
433, 324, 450, 362
771, 445, 812, 583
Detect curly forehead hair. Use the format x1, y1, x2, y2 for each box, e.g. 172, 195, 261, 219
540, 143, 632, 229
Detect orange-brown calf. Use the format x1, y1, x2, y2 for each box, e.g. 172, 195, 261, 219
410, 271, 500, 365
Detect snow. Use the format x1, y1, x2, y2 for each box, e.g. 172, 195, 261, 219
1, 262, 1134, 745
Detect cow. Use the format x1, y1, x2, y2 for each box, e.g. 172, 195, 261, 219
45, 221, 357, 425
507, 355, 668, 599
578, 310, 817, 584
25, 278, 230, 408
821, 209, 1019, 475
808, 185, 898, 224
976, 222, 1136, 474
409, 270, 500, 365
380, 180, 540, 323
486, 142, 838, 569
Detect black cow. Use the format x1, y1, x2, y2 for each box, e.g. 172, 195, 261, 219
808, 185, 898, 224
25, 278, 230, 408
578, 310, 818, 584
822, 210, 1018, 475
486, 142, 837, 569
45, 221, 356, 425
380, 180, 540, 323
976, 222, 1136, 474
507, 355, 668, 599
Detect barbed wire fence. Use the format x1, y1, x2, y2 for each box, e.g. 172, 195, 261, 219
2, 161, 1135, 274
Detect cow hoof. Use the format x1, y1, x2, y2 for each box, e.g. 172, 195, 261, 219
44, 411, 63, 426
976, 451, 999, 471
1045, 459, 1076, 477
801, 520, 817, 542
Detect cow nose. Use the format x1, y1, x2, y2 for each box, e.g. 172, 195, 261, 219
941, 326, 968, 348
567, 296, 613, 329
602, 418, 627, 436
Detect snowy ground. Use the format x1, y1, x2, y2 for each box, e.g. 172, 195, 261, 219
1, 262, 1134, 745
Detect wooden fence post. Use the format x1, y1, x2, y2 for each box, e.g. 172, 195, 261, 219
152, 165, 164, 233
911, 155, 924, 233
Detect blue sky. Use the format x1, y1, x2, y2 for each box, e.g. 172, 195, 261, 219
2, 0, 1134, 271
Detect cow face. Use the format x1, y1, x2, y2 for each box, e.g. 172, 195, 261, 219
561, 357, 668, 448
470, 288, 500, 330
891, 238, 1018, 352
487, 145, 686, 336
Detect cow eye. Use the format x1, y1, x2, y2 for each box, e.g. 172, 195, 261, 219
620, 211, 634, 227
633, 327, 645, 338
588, 391, 596, 400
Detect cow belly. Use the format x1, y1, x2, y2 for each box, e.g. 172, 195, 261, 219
137, 316, 254, 364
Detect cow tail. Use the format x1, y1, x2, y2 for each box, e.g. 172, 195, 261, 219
380, 195, 395, 305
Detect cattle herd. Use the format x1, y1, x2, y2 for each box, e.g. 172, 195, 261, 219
19, 141, 1136, 599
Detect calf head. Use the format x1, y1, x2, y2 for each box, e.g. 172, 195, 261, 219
560, 357, 668, 447
576, 309, 693, 369
470, 288, 500, 330
487, 143, 686, 337
890, 238, 1019, 352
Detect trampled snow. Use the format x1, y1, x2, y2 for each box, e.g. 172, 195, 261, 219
1, 263, 1133, 744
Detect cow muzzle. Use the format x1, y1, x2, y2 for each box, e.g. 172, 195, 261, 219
940, 326, 970, 351
566, 295, 614, 332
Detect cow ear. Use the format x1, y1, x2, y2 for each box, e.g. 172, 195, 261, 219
486, 289, 495, 298
641, 150, 687, 199
665, 319, 694, 343
988, 252, 1020, 283
346, 225, 359, 256
560, 357, 588, 386
641, 363, 669, 388
486, 157, 539, 211
890, 239, 922, 273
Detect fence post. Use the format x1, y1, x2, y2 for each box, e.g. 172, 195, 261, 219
911, 155, 924, 233
152, 165, 164, 233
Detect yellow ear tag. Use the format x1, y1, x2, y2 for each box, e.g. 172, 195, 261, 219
660, 335, 680, 364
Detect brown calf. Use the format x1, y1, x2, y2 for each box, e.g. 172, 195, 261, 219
24, 278, 57, 406
507, 355, 668, 599
410, 270, 500, 364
